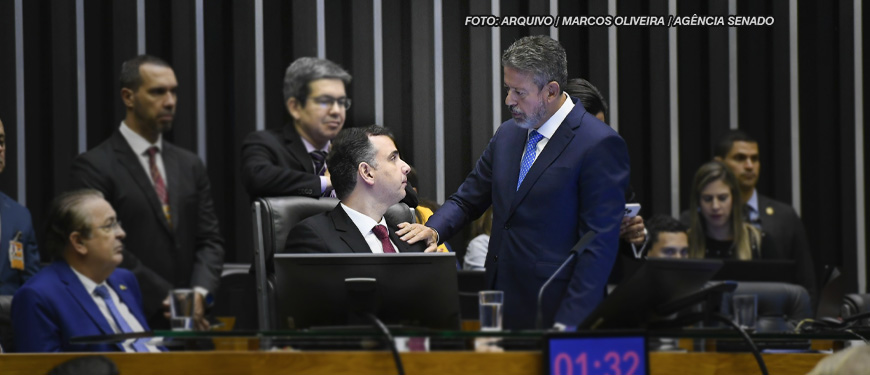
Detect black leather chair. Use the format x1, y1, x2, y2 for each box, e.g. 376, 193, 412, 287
840, 293, 870, 326
251, 196, 414, 330
722, 282, 812, 332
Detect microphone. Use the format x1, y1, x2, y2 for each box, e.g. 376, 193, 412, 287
535, 231, 597, 330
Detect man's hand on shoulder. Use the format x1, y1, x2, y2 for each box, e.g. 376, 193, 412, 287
396, 223, 439, 252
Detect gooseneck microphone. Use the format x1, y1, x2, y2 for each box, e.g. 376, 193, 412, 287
535, 231, 598, 330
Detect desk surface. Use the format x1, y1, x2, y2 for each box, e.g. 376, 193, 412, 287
0, 351, 826, 375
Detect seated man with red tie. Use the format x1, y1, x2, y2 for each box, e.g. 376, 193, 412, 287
12, 189, 159, 352
281, 125, 428, 255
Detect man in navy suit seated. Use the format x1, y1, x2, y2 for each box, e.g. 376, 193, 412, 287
281, 125, 426, 255
12, 189, 159, 352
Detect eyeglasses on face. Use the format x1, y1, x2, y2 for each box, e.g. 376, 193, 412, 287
309, 96, 352, 110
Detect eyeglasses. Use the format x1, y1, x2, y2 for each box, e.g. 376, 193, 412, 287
97, 220, 123, 233
309, 96, 352, 110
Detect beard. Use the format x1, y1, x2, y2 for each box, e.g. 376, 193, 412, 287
510, 98, 548, 129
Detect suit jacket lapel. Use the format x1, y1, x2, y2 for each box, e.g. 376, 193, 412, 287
330, 206, 373, 253
110, 131, 172, 234
283, 125, 315, 174
162, 144, 181, 232
55, 263, 116, 337
509, 108, 579, 216
107, 274, 150, 331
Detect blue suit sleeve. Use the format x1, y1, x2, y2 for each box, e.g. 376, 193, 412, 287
555, 133, 630, 326
12, 286, 63, 352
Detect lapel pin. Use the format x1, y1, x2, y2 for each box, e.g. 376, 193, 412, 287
766, 206, 774, 216
119, 284, 128, 291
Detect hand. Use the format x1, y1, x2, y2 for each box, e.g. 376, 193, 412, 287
162, 296, 171, 320
395, 223, 438, 252
619, 215, 646, 245
193, 292, 210, 331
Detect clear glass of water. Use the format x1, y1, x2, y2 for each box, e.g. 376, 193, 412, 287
479, 290, 504, 331
169, 289, 195, 331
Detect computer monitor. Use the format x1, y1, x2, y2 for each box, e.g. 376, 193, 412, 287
713, 259, 796, 283
273, 252, 461, 330
578, 258, 724, 330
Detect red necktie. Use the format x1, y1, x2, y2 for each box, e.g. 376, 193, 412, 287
371, 225, 396, 253
146, 147, 171, 226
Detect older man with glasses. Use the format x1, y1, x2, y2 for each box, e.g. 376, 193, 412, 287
12, 189, 160, 352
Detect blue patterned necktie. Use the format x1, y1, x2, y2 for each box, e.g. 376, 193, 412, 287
517, 130, 544, 190
93, 285, 149, 352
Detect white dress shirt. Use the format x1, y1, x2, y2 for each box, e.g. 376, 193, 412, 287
521, 92, 575, 164
339, 203, 399, 253
119, 122, 167, 190
69, 265, 160, 352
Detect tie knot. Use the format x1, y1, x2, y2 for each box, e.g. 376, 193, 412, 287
309, 150, 327, 162
529, 130, 544, 144
94, 285, 110, 299
147, 146, 159, 158
372, 225, 389, 240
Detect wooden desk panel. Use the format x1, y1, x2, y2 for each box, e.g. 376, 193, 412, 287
0, 351, 825, 375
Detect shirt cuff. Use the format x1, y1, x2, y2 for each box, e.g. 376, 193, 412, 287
319, 176, 330, 194
193, 286, 213, 306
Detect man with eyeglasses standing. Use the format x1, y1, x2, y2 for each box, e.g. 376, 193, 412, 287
241, 57, 354, 199
70, 55, 224, 331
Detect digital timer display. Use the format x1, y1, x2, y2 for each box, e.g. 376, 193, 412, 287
546, 335, 648, 375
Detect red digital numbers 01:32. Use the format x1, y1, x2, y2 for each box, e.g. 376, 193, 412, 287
554, 350, 641, 375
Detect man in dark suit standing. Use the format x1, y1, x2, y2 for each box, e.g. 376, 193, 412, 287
400, 36, 630, 329
70, 55, 224, 330
241, 57, 352, 198
13, 190, 157, 352
282, 125, 425, 255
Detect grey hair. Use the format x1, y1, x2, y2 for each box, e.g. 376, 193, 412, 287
283, 57, 352, 104
44, 189, 105, 260
501, 35, 568, 92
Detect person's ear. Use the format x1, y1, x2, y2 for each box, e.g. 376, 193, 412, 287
547, 82, 560, 100
287, 97, 302, 120
121, 88, 135, 109
69, 231, 88, 256
359, 162, 376, 186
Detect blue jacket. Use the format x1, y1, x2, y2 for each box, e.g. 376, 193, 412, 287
12, 262, 151, 352
0, 192, 39, 295
427, 97, 630, 328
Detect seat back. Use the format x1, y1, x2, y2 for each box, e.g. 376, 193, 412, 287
841, 293, 870, 326
251, 196, 414, 330
723, 282, 812, 332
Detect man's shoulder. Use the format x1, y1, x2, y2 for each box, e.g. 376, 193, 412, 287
162, 140, 202, 163
17, 263, 63, 291
757, 194, 800, 218
75, 134, 121, 162
109, 267, 139, 287
0, 192, 30, 216
243, 126, 291, 145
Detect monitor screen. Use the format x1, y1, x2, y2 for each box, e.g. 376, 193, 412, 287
273, 252, 461, 330
713, 259, 796, 283
579, 258, 723, 330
